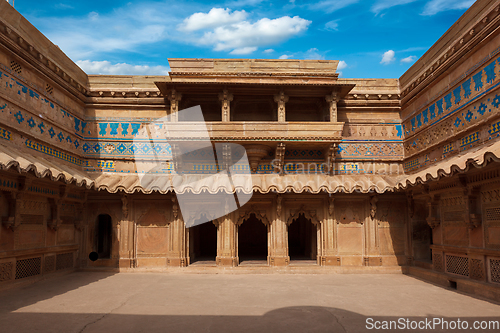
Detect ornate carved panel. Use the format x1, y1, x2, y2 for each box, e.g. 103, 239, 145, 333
15, 224, 45, 250
137, 227, 169, 256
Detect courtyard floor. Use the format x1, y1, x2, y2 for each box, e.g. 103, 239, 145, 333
0, 272, 499, 332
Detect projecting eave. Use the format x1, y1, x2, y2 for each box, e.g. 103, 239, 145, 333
155, 81, 355, 99
0, 142, 94, 189
398, 139, 500, 189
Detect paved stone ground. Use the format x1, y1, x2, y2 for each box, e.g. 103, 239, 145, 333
0, 272, 499, 332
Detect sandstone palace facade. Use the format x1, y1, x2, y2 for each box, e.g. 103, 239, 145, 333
1, 1, 500, 302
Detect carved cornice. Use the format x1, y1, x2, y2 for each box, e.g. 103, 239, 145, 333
0, 21, 88, 98
401, 4, 500, 105
88, 90, 162, 98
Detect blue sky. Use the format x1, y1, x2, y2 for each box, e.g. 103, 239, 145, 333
8, 0, 475, 78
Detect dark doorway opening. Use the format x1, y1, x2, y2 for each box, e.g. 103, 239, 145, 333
288, 213, 317, 261
238, 213, 268, 263
96, 214, 112, 259
189, 219, 217, 263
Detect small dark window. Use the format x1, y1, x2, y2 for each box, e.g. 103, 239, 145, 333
10, 60, 22, 74
46, 83, 53, 95
96, 214, 112, 259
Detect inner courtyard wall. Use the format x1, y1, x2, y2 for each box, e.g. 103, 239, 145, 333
398, 0, 500, 295
0, 0, 500, 302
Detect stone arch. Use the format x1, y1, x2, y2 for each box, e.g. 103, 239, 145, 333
236, 208, 270, 226
287, 205, 320, 226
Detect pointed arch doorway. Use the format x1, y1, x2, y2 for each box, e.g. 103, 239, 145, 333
237, 212, 269, 265
287, 209, 319, 264
188, 214, 218, 265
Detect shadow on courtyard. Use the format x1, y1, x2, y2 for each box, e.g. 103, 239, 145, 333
0, 306, 499, 333
0, 272, 117, 313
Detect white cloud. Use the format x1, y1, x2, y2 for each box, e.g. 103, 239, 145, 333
371, 0, 418, 14
263, 49, 275, 53
230, 46, 258, 54
422, 0, 475, 16
308, 0, 360, 13
200, 15, 311, 53
279, 54, 292, 59
225, 0, 266, 7
380, 50, 396, 65
324, 20, 339, 31
337, 60, 347, 70
401, 55, 417, 63
304, 48, 325, 60
179, 8, 247, 31
337, 60, 347, 77
36, 3, 182, 59
76, 60, 170, 75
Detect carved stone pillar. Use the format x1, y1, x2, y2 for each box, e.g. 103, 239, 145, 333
274, 91, 288, 123
365, 195, 380, 258
269, 195, 289, 266
117, 194, 130, 267
320, 196, 340, 266
168, 90, 182, 122
325, 92, 338, 122
219, 89, 233, 122
167, 197, 187, 267
217, 212, 238, 267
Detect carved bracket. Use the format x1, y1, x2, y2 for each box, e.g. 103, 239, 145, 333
277, 195, 282, 218
325, 143, 337, 176
172, 196, 179, 220
274, 142, 286, 175
370, 195, 378, 220
48, 198, 62, 231
1, 191, 23, 231
426, 194, 440, 229
328, 196, 334, 216
464, 185, 482, 230
168, 89, 182, 121
121, 193, 128, 220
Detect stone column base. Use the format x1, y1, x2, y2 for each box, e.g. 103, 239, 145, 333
269, 256, 289, 267
320, 256, 341, 266
167, 257, 187, 267
216, 256, 238, 267
363, 256, 383, 266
